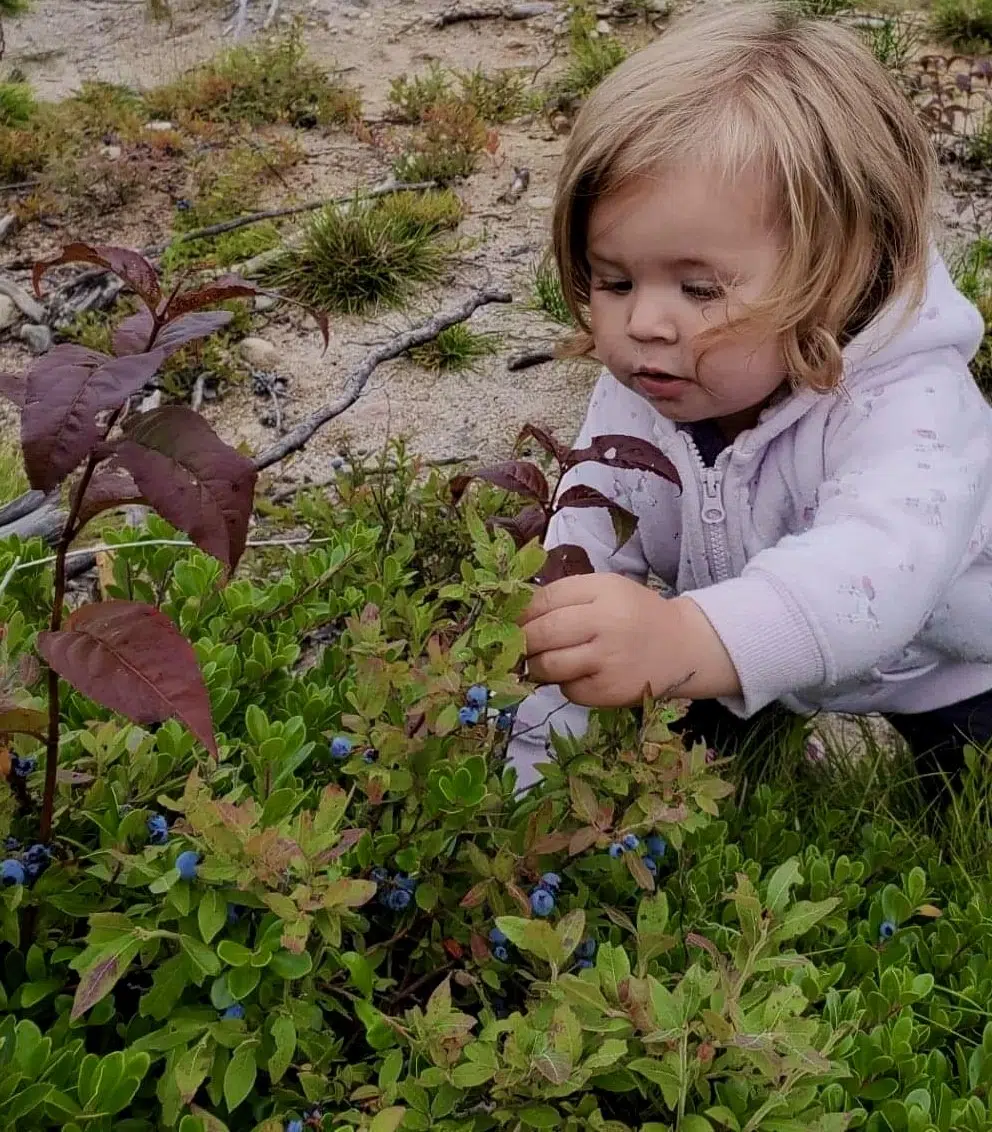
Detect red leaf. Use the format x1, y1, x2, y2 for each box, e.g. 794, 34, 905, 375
112, 311, 154, 357
469, 932, 489, 963
537, 544, 594, 584
450, 461, 549, 506
37, 600, 217, 757
34, 243, 161, 309
76, 469, 146, 530
489, 503, 548, 548
555, 485, 639, 549
459, 881, 490, 909
112, 406, 257, 574
21, 346, 166, 493
165, 274, 330, 351
442, 938, 464, 959
0, 373, 26, 408
565, 434, 682, 489
515, 423, 567, 466
152, 311, 234, 357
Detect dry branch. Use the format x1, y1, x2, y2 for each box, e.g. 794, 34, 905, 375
432, 1, 554, 26
0, 287, 513, 551
507, 348, 555, 372
253, 287, 512, 470
0, 276, 45, 324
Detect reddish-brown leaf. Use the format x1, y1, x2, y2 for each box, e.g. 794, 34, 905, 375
450, 461, 550, 506
112, 406, 257, 574
568, 826, 600, 856
469, 932, 490, 963
33, 243, 161, 309
515, 423, 568, 466
37, 600, 217, 757
537, 544, 594, 584
506, 882, 532, 916
0, 373, 26, 408
460, 880, 490, 909
21, 346, 166, 493
565, 434, 681, 489
165, 274, 330, 351
154, 311, 234, 357
442, 938, 464, 959
77, 469, 145, 530
529, 832, 571, 856
112, 311, 154, 357
555, 485, 639, 549
489, 504, 548, 548
626, 852, 656, 892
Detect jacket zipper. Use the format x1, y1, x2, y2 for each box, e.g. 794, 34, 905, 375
684, 436, 732, 583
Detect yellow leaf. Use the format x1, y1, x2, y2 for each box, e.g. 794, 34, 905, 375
915, 904, 942, 918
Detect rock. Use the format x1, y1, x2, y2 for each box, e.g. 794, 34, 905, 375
526, 195, 554, 211
147, 120, 174, 131
239, 336, 280, 371
20, 324, 52, 355
0, 295, 18, 332
595, 18, 611, 33
254, 294, 279, 313
100, 144, 122, 160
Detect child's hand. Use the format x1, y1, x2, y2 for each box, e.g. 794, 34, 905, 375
519, 574, 742, 707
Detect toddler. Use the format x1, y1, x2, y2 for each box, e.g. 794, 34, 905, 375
508, 0, 992, 797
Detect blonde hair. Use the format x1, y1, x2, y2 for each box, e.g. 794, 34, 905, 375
552, 0, 935, 391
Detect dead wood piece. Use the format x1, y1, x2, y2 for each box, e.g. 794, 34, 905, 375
0, 214, 18, 244
0, 277, 45, 324
0, 495, 64, 545
0, 490, 47, 528
507, 348, 556, 372
253, 287, 512, 471
497, 166, 531, 205
432, 1, 554, 26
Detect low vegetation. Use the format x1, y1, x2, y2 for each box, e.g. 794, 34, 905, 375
260, 189, 464, 314
408, 323, 501, 374
530, 256, 575, 327
930, 0, 992, 49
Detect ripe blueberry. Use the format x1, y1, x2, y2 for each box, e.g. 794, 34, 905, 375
1, 859, 25, 887
176, 850, 200, 881
646, 835, 667, 859
608, 843, 624, 859
465, 684, 489, 710
362, 747, 377, 763
879, 920, 896, 941
371, 867, 389, 883
496, 710, 513, 731
577, 958, 594, 969
389, 888, 412, 912
227, 905, 240, 925
493, 945, 509, 962
489, 927, 508, 945
642, 856, 658, 874
531, 888, 555, 917
12, 756, 36, 777
330, 736, 352, 759
395, 874, 417, 893
147, 814, 169, 845
3, 837, 18, 852
286, 1122, 304, 1132
540, 872, 561, 890
576, 938, 596, 959
621, 833, 639, 851
223, 1004, 245, 1020
458, 706, 480, 726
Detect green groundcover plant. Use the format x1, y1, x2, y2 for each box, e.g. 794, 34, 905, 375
0, 246, 992, 1132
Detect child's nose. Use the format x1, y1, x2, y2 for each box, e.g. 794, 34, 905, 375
626, 290, 678, 343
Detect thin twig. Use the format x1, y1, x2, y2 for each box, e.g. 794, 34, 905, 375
252, 288, 512, 471
507, 348, 556, 372
432, 1, 554, 27
0, 276, 46, 323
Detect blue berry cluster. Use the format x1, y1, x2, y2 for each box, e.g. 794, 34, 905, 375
489, 926, 511, 963
575, 937, 597, 969
608, 833, 667, 875
530, 871, 561, 918
10, 756, 36, 778
879, 920, 896, 941
458, 684, 488, 726
373, 868, 417, 912
1, 840, 53, 887
222, 1004, 245, 1021
147, 814, 169, 845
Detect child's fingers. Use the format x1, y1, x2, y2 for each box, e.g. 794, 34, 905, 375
527, 644, 595, 686
522, 604, 596, 657
518, 574, 598, 626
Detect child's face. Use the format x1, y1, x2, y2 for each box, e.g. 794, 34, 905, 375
586, 163, 788, 435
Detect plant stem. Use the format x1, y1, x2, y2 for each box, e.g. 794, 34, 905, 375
39, 453, 102, 843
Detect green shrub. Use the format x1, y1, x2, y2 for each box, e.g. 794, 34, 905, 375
393, 101, 493, 185
408, 324, 501, 374
261, 189, 464, 314
931, 0, 992, 49
0, 81, 35, 128
550, 5, 628, 106
388, 64, 454, 123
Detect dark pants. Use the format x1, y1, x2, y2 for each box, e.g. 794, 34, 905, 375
671, 688, 992, 800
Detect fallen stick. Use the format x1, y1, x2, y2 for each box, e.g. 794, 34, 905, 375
507, 348, 556, 372
432, 1, 554, 27
233, 0, 249, 36
0, 213, 18, 244
254, 288, 512, 470
262, 0, 280, 29
0, 276, 46, 324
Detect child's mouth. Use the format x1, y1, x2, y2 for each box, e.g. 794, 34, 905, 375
633, 370, 690, 398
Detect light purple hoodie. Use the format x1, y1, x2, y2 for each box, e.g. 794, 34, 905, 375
508, 252, 992, 788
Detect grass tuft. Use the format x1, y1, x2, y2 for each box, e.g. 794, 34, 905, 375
930, 0, 992, 49
388, 65, 453, 124
857, 12, 923, 73
393, 101, 493, 184
549, 5, 627, 107
530, 256, 574, 326
408, 324, 500, 374
0, 434, 28, 508
143, 25, 360, 128
260, 189, 464, 315
0, 82, 35, 128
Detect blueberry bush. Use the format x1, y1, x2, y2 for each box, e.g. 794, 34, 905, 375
1, 248, 992, 1132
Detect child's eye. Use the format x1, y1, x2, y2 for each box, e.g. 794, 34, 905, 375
593, 279, 632, 294
683, 282, 724, 301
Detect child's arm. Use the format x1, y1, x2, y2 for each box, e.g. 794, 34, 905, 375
523, 364, 992, 718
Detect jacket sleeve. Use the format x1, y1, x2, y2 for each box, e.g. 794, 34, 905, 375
684, 360, 992, 717
506, 371, 655, 785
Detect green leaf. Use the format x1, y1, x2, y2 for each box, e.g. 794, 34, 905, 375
495, 916, 564, 967
596, 942, 631, 1003
181, 934, 221, 978
369, 1106, 407, 1132
222, 1041, 257, 1111
269, 950, 312, 979
71, 935, 143, 1021
197, 891, 227, 945
556, 909, 585, 959
451, 1061, 496, 1087
628, 1057, 680, 1108
766, 858, 803, 917
682, 1118, 715, 1132
341, 951, 374, 998
175, 1037, 214, 1104
216, 939, 252, 967
775, 898, 839, 941
520, 1104, 561, 1128
637, 891, 670, 936
268, 1015, 296, 1084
